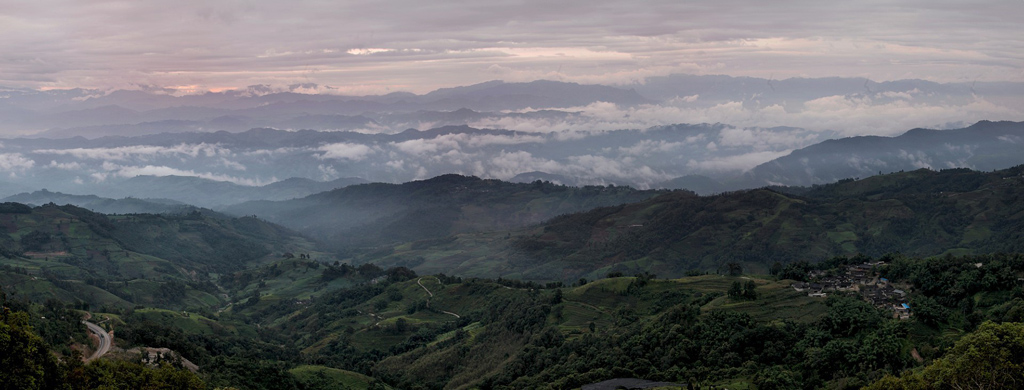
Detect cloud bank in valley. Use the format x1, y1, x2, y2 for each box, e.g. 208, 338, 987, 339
473, 92, 1024, 137
0, 123, 829, 194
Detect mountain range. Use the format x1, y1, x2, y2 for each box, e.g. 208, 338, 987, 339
4, 75, 1022, 138
222, 174, 666, 250
3, 134, 1024, 390
2, 189, 193, 215
1, 80, 650, 136
0, 120, 1019, 202
741, 120, 1024, 187
10, 162, 1023, 285
364, 165, 1024, 281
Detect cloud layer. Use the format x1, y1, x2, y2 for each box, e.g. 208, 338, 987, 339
2, 1, 1022, 93
471, 91, 1024, 137
0, 123, 829, 193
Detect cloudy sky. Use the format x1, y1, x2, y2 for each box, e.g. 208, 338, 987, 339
2, 0, 1023, 94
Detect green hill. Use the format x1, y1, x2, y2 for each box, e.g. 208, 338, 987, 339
209, 252, 1024, 389
0, 203, 323, 310
4, 220, 1021, 389
289, 365, 386, 390
4, 160, 1024, 390
369, 166, 1024, 282
223, 174, 667, 250
2, 189, 195, 215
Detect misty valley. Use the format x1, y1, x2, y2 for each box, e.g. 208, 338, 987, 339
1, 52, 1024, 390
4, 124, 1024, 389
7, 0, 1024, 387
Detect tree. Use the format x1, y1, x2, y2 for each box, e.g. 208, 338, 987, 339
728, 281, 757, 300
743, 280, 757, 300
753, 366, 800, 390
820, 295, 883, 337
865, 321, 1024, 389
550, 289, 563, 305
19, 230, 51, 251
725, 262, 743, 276
394, 318, 408, 333
910, 295, 948, 327
0, 309, 62, 390
728, 281, 744, 299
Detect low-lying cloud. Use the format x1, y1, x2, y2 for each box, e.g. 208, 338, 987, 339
35, 143, 231, 161
97, 163, 269, 186
473, 93, 1024, 137
0, 153, 35, 173
317, 143, 377, 161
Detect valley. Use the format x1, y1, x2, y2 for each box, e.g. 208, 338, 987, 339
3, 163, 1024, 389
4, 4, 1024, 389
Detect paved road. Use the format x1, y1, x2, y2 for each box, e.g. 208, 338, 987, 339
417, 277, 460, 319
417, 277, 434, 297
83, 320, 112, 361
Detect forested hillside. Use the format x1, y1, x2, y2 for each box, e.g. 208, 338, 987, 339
373, 166, 1024, 281
0, 202, 321, 310
2, 178, 1024, 389
224, 174, 666, 250
24, 252, 1010, 390
1, 288, 205, 390
246, 252, 1024, 389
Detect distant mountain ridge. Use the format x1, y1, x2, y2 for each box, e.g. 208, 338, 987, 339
1, 122, 824, 196
2, 118, 1024, 201
89, 176, 369, 208
2, 189, 192, 215
1, 80, 649, 136
632, 74, 1024, 108
654, 174, 727, 195
741, 120, 1024, 187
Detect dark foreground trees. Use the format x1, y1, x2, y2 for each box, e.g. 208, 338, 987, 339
865, 321, 1024, 390
1, 289, 205, 390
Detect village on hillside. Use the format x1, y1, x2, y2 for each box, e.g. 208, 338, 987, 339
792, 262, 912, 320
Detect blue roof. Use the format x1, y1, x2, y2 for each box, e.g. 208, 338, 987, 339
902, 303, 911, 309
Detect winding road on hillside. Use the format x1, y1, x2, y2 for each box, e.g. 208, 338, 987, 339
417, 277, 434, 297
417, 277, 461, 319
83, 320, 112, 361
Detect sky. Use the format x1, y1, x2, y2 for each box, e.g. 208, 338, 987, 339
2, 0, 1023, 95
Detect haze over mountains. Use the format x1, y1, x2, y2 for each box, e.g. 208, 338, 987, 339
1, 74, 1023, 205
4, 75, 1022, 137
0, 119, 1021, 202
5, 2, 1024, 388
223, 174, 664, 249
2, 78, 1023, 389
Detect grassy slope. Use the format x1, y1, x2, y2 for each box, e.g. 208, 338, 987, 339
290, 365, 385, 390
274, 274, 823, 356
361, 275, 826, 389
223, 273, 823, 389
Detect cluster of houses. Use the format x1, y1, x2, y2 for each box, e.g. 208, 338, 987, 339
792, 262, 912, 320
